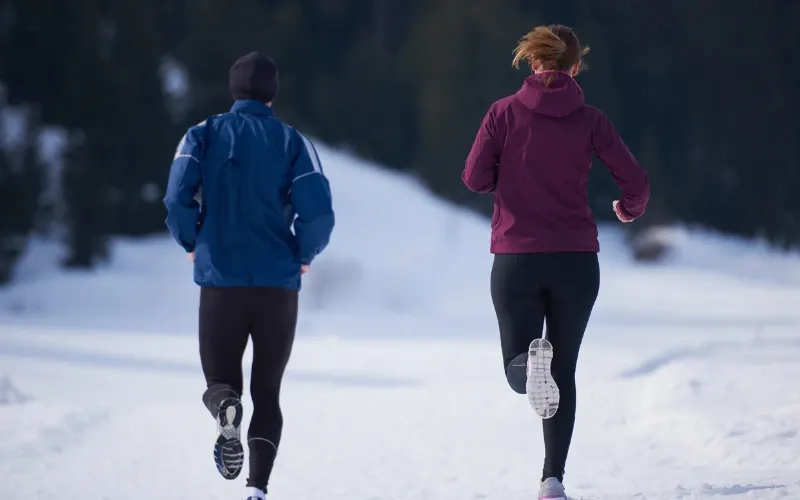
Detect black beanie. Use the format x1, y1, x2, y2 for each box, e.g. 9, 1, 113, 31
229, 51, 279, 103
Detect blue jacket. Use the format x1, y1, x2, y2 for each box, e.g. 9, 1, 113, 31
164, 99, 334, 290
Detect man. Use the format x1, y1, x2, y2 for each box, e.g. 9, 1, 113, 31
164, 51, 335, 500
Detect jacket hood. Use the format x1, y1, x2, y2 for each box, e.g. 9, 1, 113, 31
515, 72, 585, 118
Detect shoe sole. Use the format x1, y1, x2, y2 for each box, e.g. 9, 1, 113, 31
214, 397, 244, 480
527, 338, 560, 419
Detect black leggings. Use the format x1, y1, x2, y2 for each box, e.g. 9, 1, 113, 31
199, 286, 298, 492
490, 252, 599, 483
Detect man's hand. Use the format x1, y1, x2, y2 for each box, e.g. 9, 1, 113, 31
188, 252, 195, 262
301, 264, 309, 275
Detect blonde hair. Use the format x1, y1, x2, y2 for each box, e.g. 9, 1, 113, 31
512, 25, 590, 75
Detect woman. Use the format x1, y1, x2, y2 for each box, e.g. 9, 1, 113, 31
462, 25, 650, 500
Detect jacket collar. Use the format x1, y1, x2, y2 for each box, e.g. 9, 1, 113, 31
230, 99, 275, 117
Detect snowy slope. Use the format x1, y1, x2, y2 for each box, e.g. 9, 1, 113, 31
4, 144, 800, 337
1, 144, 800, 500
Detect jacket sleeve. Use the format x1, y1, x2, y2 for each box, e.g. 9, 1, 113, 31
289, 131, 334, 265
463, 105, 501, 193
163, 121, 206, 252
592, 111, 650, 220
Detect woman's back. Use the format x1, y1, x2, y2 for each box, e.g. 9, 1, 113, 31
463, 27, 649, 254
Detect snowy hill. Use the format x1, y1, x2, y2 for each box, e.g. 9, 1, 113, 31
1, 144, 800, 499
3, 143, 800, 336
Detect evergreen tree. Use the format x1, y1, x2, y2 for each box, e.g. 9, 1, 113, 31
400, 0, 530, 204
60, 132, 112, 267
1, 0, 799, 281
99, 0, 179, 235
0, 107, 45, 283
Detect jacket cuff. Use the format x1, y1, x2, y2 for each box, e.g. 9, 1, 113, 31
617, 201, 637, 221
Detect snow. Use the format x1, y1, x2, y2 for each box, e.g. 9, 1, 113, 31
160, 57, 190, 122
1, 143, 800, 499
0, 374, 29, 405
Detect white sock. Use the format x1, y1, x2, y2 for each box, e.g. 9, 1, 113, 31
244, 486, 266, 499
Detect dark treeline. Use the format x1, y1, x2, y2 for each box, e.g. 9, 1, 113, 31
0, 0, 797, 283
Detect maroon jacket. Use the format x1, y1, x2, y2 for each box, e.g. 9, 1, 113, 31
463, 71, 650, 253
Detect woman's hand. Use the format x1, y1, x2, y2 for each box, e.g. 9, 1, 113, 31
612, 200, 634, 223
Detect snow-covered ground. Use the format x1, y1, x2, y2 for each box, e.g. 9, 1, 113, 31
1, 144, 800, 499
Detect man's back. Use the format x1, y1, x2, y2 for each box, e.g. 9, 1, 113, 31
164, 99, 334, 290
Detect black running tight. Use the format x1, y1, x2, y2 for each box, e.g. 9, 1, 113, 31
199, 286, 298, 493
490, 252, 600, 483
